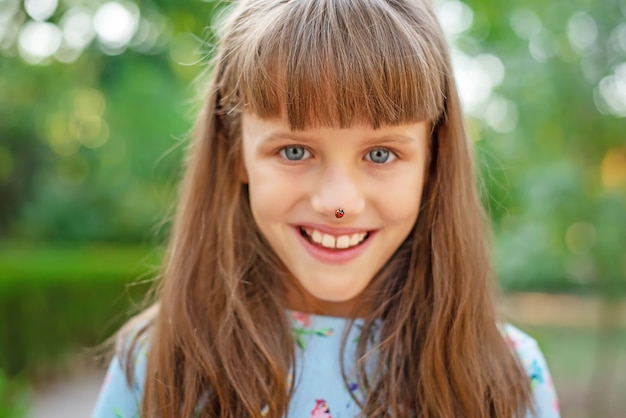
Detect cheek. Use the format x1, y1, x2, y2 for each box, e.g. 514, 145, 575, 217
246, 165, 302, 221
375, 169, 425, 222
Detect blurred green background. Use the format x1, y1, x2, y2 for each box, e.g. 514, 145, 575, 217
0, 0, 625, 416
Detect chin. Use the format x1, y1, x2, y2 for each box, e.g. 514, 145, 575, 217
304, 281, 366, 303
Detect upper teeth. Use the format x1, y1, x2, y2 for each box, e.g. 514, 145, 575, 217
303, 227, 368, 249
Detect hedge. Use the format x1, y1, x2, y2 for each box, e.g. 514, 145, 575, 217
0, 243, 159, 379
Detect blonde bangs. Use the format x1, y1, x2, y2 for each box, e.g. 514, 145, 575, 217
218, 0, 448, 129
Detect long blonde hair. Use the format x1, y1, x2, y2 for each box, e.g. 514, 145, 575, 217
122, 0, 535, 416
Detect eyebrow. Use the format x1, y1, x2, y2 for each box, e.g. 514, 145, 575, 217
261, 132, 417, 145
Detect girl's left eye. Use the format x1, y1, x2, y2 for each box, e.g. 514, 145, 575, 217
279, 145, 311, 161
366, 148, 396, 164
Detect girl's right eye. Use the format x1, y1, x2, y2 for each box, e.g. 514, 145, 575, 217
279, 145, 311, 161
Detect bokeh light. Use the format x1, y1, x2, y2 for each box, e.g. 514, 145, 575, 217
60, 7, 95, 51
600, 147, 626, 189
610, 24, 626, 54
0, 0, 21, 48
131, 12, 170, 54
452, 51, 515, 131
18, 20, 62, 64
595, 63, 626, 117
93, 1, 139, 54
510, 9, 541, 40
24, 0, 58, 22
485, 95, 519, 133
529, 28, 558, 62
567, 12, 598, 53
436, 0, 473, 36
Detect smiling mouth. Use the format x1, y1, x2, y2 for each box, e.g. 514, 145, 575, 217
298, 226, 371, 250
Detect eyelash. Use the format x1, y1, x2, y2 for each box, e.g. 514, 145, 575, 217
277, 145, 398, 164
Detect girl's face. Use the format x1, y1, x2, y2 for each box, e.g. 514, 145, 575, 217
241, 113, 430, 316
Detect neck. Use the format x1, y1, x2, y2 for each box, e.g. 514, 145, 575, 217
285, 283, 368, 318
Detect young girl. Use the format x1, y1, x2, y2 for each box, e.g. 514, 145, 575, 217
93, 0, 560, 417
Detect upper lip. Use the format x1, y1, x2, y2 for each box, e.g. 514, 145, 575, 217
294, 223, 374, 236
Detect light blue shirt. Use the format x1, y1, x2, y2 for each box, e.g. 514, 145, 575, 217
93, 312, 560, 417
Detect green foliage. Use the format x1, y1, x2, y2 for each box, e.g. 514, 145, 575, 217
1, 49, 190, 242
463, 0, 626, 292
0, 244, 158, 378
0, 370, 28, 418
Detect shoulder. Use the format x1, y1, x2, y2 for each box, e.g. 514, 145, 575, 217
115, 305, 156, 387
499, 323, 539, 360
92, 307, 156, 418
498, 323, 561, 418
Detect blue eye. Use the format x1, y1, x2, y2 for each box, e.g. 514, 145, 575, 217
366, 148, 395, 164
280, 145, 310, 161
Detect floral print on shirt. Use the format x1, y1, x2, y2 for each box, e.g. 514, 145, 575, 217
292, 311, 334, 350
93, 314, 560, 417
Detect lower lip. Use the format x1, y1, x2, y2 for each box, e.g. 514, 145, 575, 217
293, 227, 375, 264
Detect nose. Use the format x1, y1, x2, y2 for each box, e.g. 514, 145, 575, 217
310, 164, 365, 219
